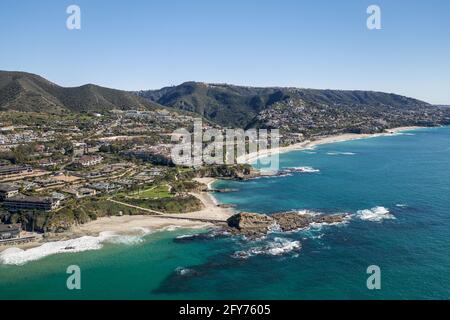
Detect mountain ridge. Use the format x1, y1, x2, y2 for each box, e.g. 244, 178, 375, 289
137, 81, 434, 129
1, 71, 449, 135
0, 70, 162, 114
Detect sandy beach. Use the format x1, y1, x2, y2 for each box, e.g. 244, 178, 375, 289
0, 178, 232, 253
48, 183, 232, 239
238, 126, 424, 164
72, 215, 211, 236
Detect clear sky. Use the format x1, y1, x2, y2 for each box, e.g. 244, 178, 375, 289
0, 0, 449, 104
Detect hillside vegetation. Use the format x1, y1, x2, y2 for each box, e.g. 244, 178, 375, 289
138, 82, 449, 133
0, 71, 161, 114
2, 71, 449, 136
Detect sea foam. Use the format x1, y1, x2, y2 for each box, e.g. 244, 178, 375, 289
232, 237, 301, 259
289, 166, 320, 173
326, 152, 356, 156
0, 230, 150, 266
175, 267, 195, 276
356, 206, 395, 222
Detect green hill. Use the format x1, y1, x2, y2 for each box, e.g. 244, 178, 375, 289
138, 82, 434, 128
0, 71, 161, 114
1, 71, 449, 136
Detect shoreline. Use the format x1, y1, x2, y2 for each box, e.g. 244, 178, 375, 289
238, 126, 424, 164
0, 180, 232, 254
193, 177, 220, 205
0, 126, 423, 255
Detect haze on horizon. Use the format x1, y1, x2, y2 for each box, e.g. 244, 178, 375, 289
0, 0, 449, 104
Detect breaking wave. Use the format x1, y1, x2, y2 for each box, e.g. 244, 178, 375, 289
162, 225, 181, 232
175, 267, 196, 276
249, 173, 293, 180
356, 206, 395, 222
0, 230, 150, 266
296, 209, 320, 216
286, 166, 320, 173
176, 234, 196, 240
326, 152, 356, 156
232, 237, 301, 259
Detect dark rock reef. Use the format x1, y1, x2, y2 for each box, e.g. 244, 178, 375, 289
226, 211, 348, 238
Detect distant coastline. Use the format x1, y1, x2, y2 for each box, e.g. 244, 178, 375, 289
238, 126, 425, 164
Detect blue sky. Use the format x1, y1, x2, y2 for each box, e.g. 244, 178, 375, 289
0, 0, 449, 104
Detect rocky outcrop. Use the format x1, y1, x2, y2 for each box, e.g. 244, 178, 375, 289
272, 212, 348, 231
226, 211, 348, 238
226, 213, 275, 238
197, 165, 260, 180
271, 212, 311, 231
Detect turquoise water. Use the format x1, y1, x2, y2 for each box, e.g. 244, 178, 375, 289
1, 127, 450, 299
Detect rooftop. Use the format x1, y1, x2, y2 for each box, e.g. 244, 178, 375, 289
0, 223, 21, 232
0, 164, 31, 171
5, 194, 54, 204
0, 183, 19, 192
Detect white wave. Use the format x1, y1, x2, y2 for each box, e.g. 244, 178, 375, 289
356, 206, 395, 222
249, 173, 293, 180
395, 203, 408, 208
327, 152, 356, 156
0, 231, 148, 266
288, 166, 320, 173
296, 209, 320, 217
161, 225, 181, 232
311, 233, 325, 240
309, 220, 349, 230
267, 222, 282, 233
131, 227, 152, 234
104, 234, 146, 246
301, 230, 325, 240
175, 267, 194, 276
176, 234, 195, 240
232, 237, 301, 259
208, 193, 219, 205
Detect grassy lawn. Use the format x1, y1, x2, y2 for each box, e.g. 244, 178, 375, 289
127, 185, 172, 199
117, 195, 204, 214
112, 184, 204, 214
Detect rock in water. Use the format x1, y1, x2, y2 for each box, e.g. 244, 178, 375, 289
226, 211, 348, 237
312, 214, 347, 225
226, 213, 275, 237
271, 212, 312, 231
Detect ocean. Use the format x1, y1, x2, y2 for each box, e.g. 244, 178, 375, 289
1, 126, 450, 299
